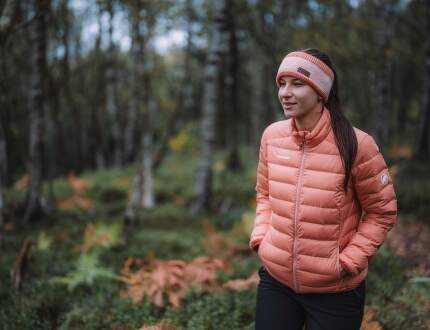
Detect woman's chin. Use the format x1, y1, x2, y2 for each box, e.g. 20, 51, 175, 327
283, 109, 296, 117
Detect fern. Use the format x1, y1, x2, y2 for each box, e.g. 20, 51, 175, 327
51, 252, 119, 291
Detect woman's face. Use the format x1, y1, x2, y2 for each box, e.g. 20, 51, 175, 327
278, 75, 322, 120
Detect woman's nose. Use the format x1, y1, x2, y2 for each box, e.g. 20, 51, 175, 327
280, 84, 293, 97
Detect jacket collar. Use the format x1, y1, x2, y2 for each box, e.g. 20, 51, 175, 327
291, 106, 332, 148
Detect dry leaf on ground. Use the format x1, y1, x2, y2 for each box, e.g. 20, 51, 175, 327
139, 319, 180, 330
119, 256, 228, 309
222, 270, 259, 291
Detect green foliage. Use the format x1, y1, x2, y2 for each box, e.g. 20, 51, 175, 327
35, 231, 53, 251
50, 222, 122, 291
163, 290, 256, 330
84, 222, 124, 251
87, 174, 131, 216
367, 245, 405, 303
168, 122, 199, 154
367, 245, 430, 329
394, 162, 430, 220
51, 252, 119, 291
42, 178, 75, 199
2, 146, 429, 328
155, 153, 197, 205
139, 203, 200, 230
376, 279, 430, 330
133, 228, 203, 260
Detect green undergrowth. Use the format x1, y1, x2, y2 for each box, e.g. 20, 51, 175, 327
1, 148, 429, 329
393, 161, 430, 221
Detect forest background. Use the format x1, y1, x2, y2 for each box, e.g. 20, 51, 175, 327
0, 0, 429, 329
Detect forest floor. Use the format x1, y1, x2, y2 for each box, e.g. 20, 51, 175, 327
1, 150, 429, 330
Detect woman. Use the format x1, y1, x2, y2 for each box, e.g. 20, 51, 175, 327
249, 48, 397, 330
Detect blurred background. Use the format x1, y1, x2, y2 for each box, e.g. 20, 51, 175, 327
0, 0, 429, 329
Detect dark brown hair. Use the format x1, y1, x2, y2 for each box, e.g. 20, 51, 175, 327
300, 48, 358, 193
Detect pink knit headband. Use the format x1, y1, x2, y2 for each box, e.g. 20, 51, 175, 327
276, 51, 334, 102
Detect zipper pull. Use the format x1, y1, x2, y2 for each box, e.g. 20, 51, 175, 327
300, 137, 306, 150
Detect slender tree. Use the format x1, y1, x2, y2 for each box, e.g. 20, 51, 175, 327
192, 0, 228, 213
224, 0, 241, 171
124, 0, 144, 163
373, 1, 394, 148
23, 0, 49, 223
93, 5, 107, 168
60, 0, 85, 170
415, 0, 430, 161
124, 0, 159, 224
0, 119, 6, 226
0, 0, 19, 225
105, 0, 122, 166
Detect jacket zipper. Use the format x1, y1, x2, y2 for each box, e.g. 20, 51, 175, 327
292, 136, 307, 291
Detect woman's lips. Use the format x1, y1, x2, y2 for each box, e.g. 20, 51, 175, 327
283, 102, 297, 109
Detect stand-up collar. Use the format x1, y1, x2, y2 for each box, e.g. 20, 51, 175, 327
291, 107, 332, 148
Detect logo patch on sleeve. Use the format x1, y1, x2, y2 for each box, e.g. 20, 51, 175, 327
380, 173, 389, 186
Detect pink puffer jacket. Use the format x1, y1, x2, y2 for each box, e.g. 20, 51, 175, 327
249, 107, 397, 293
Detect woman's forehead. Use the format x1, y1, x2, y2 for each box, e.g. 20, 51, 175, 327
279, 76, 302, 82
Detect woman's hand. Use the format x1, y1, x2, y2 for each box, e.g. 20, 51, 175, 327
340, 267, 350, 278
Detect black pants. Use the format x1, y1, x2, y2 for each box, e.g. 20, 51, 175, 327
255, 265, 365, 330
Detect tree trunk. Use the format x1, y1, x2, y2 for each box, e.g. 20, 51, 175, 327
0, 0, 19, 43
124, 1, 157, 224
248, 46, 265, 146
0, 118, 6, 226
23, 0, 49, 223
373, 1, 394, 149
93, 9, 106, 169
124, 1, 144, 163
105, 2, 122, 166
225, 0, 241, 171
415, 0, 430, 161
139, 52, 156, 208
140, 103, 155, 208
192, 0, 228, 213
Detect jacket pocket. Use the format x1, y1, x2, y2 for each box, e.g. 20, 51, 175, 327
336, 245, 342, 280
257, 229, 269, 259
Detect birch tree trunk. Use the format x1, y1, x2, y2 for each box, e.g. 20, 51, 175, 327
23, 0, 49, 223
124, 1, 157, 224
124, 1, 144, 162
415, 0, 430, 161
140, 96, 155, 208
192, 0, 228, 213
105, 2, 122, 166
225, 0, 241, 171
124, 58, 156, 223
139, 51, 156, 208
93, 7, 106, 169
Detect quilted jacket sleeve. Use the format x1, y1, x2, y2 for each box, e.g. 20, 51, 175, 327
339, 134, 398, 275
249, 128, 271, 252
